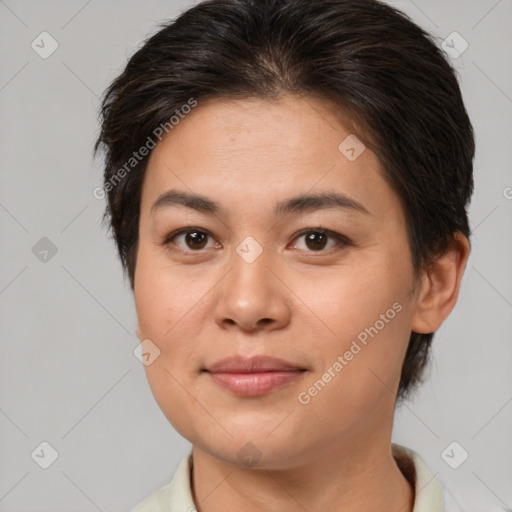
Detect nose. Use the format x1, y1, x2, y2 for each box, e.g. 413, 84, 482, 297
212, 244, 292, 333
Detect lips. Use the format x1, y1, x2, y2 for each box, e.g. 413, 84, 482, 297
204, 355, 305, 373
203, 355, 307, 397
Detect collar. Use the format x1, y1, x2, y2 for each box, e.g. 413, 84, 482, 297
392, 443, 445, 511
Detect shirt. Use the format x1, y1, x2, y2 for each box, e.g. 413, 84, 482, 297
131, 442, 463, 512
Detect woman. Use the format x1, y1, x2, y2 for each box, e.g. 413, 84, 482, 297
94, 0, 474, 510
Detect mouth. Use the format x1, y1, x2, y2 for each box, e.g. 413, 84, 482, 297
205, 370, 306, 396
202, 355, 307, 397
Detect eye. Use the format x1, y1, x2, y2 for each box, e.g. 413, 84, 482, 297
164, 228, 219, 252
291, 228, 350, 252
163, 227, 350, 254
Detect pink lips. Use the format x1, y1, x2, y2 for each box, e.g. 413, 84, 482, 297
204, 355, 306, 397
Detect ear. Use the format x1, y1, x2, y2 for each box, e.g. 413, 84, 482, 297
411, 232, 471, 334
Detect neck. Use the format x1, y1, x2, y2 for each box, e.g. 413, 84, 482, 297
190, 436, 415, 512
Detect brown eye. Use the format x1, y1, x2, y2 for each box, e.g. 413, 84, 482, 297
183, 230, 208, 250
164, 228, 218, 252
292, 228, 349, 252
304, 231, 328, 251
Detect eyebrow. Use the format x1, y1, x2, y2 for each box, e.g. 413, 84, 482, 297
150, 189, 370, 217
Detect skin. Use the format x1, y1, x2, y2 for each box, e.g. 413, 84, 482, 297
134, 93, 470, 512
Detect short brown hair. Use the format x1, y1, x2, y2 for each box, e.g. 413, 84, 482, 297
94, 0, 475, 402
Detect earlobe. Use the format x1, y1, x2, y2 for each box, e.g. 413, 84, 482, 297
410, 232, 471, 334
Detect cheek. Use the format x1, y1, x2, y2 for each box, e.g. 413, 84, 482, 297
296, 300, 410, 435
305, 260, 407, 339
299, 258, 412, 399
134, 244, 217, 396
134, 249, 207, 436
134, 245, 200, 341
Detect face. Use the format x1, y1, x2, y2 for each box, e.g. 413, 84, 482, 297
134, 94, 421, 469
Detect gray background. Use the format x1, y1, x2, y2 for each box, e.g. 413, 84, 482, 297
0, 0, 511, 510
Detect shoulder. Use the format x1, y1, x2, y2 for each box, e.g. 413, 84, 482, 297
130, 450, 195, 512
393, 443, 467, 512
392, 443, 497, 512
392, 443, 445, 511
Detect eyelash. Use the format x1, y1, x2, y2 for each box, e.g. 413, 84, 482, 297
162, 227, 351, 255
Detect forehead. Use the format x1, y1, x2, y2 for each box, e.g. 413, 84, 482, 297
140, 94, 397, 222
149, 94, 368, 166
